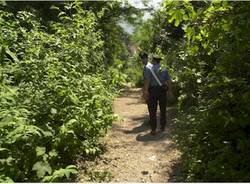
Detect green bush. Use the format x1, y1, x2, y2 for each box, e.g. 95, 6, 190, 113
0, 2, 120, 182
124, 55, 144, 87
161, 1, 250, 181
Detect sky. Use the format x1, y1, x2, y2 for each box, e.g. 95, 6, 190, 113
127, 0, 163, 9
119, 0, 164, 34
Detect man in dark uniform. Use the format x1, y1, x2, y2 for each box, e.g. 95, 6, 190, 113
143, 54, 172, 135
139, 52, 148, 67
139, 52, 152, 77
139, 52, 152, 125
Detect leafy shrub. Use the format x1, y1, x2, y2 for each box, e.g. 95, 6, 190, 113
161, 1, 250, 181
0, 1, 120, 182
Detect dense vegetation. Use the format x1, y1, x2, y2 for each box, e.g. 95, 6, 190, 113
133, 1, 250, 181
0, 1, 136, 182
1, 0, 249, 182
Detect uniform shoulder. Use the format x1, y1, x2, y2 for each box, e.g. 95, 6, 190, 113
159, 65, 169, 72
145, 62, 153, 69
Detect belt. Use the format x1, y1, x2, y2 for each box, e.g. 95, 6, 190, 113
150, 84, 168, 90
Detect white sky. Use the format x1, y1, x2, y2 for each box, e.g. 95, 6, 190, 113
127, 0, 163, 9
120, 0, 164, 34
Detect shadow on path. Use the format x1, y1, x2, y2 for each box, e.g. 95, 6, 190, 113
136, 132, 167, 142
123, 117, 150, 134
111, 86, 183, 181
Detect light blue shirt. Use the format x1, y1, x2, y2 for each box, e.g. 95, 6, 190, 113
144, 63, 170, 86
143, 62, 152, 80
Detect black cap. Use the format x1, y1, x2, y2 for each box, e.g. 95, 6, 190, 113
139, 52, 148, 59
152, 54, 162, 63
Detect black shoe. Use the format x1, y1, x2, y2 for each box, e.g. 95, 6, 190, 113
150, 130, 156, 136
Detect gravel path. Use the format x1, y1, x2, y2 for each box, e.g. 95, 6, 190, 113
77, 87, 182, 182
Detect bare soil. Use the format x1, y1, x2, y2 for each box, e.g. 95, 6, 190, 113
77, 86, 182, 182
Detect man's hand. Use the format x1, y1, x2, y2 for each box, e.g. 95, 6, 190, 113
143, 79, 150, 103
143, 90, 149, 102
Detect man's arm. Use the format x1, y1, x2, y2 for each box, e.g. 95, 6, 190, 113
143, 66, 151, 102
143, 79, 150, 101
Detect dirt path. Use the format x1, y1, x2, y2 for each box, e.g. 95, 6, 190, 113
77, 87, 182, 182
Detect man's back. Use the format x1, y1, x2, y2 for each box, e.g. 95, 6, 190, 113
143, 62, 152, 80
144, 63, 170, 86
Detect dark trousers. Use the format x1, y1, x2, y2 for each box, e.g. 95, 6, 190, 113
148, 86, 167, 131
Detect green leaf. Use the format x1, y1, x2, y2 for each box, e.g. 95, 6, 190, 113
50, 108, 57, 115
0, 116, 14, 128
48, 149, 58, 158
0, 174, 14, 183
69, 93, 79, 104
6, 125, 43, 144
32, 161, 52, 179
222, 23, 230, 31
5, 47, 19, 62
42, 165, 78, 182
42, 130, 53, 138
36, 147, 46, 157
67, 119, 77, 125
0, 147, 9, 152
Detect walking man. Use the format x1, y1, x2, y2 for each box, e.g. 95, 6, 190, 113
139, 52, 152, 78
140, 52, 152, 125
143, 54, 172, 135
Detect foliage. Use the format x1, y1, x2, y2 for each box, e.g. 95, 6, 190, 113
108, 59, 129, 88
130, 8, 184, 87
0, 1, 127, 182
131, 19, 155, 53
158, 1, 250, 181
123, 55, 144, 87
79, 1, 141, 65
132, 0, 250, 181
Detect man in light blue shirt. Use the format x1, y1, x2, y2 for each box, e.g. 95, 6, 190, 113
143, 55, 172, 135
140, 52, 152, 124
144, 62, 171, 87
140, 52, 152, 79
